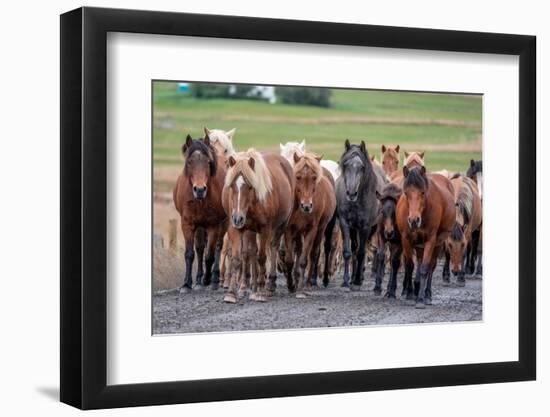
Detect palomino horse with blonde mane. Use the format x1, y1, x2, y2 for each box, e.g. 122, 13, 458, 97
443, 175, 482, 285
381, 145, 400, 178
396, 165, 455, 308
204, 126, 236, 157
222, 150, 294, 303
173, 134, 227, 292
280, 140, 341, 181
280, 152, 336, 297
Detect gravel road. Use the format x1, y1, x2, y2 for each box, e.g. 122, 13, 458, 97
153, 260, 482, 334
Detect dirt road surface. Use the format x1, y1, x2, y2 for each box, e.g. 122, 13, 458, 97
153, 261, 482, 335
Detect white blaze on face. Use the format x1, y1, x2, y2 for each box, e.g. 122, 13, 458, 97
236, 175, 245, 212
476, 172, 483, 199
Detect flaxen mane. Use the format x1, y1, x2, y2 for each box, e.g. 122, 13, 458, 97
404, 151, 425, 168
455, 176, 474, 226
225, 149, 273, 202
205, 128, 236, 156
294, 152, 323, 184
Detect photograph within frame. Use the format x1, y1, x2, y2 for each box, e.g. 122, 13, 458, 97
152, 80, 483, 335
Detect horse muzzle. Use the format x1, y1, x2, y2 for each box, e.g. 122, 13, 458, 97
346, 191, 358, 202
232, 213, 246, 229
384, 230, 395, 240
192, 185, 208, 200
407, 216, 422, 229
300, 202, 314, 213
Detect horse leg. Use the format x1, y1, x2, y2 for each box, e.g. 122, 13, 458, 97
323, 217, 337, 286
401, 239, 415, 300
351, 231, 368, 291
373, 232, 385, 295
415, 238, 436, 309
239, 232, 252, 298
425, 246, 441, 305
467, 230, 479, 275
194, 227, 206, 288
268, 226, 285, 294
340, 219, 352, 288
281, 230, 296, 293
385, 244, 401, 299
253, 230, 270, 302
202, 227, 219, 287
296, 230, 316, 298
308, 225, 326, 291
442, 247, 451, 284
475, 227, 483, 276
223, 228, 242, 304
220, 233, 230, 288
179, 224, 195, 294
413, 247, 424, 297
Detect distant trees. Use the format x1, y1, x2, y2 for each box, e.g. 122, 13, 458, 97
276, 87, 332, 108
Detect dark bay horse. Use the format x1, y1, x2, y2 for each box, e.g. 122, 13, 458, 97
466, 159, 483, 275
281, 152, 337, 297
336, 140, 386, 290
443, 175, 482, 285
222, 150, 294, 303
396, 166, 455, 308
173, 134, 227, 292
373, 183, 403, 298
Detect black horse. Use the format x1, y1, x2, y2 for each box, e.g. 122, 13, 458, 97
466, 159, 483, 276
336, 140, 386, 290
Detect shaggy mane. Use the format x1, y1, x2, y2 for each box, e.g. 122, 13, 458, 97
225, 149, 273, 202
455, 176, 474, 226
404, 166, 428, 191
294, 152, 323, 184
380, 183, 402, 202
207, 129, 236, 156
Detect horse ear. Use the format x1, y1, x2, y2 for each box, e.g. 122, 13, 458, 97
395, 145, 400, 153
228, 156, 237, 167
248, 157, 255, 171
315, 153, 323, 162
183, 134, 193, 153
360, 141, 367, 156
403, 166, 410, 178
293, 152, 301, 164
204, 127, 211, 136
204, 134, 210, 146
375, 190, 382, 200
419, 151, 425, 160
345, 139, 351, 151
404, 151, 410, 158
300, 140, 306, 150
381, 145, 387, 153
226, 128, 236, 141
470, 159, 475, 167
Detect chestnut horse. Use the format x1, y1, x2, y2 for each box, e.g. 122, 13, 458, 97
281, 152, 337, 297
396, 165, 455, 308
173, 134, 227, 292
443, 175, 482, 285
222, 150, 294, 303
381, 145, 400, 177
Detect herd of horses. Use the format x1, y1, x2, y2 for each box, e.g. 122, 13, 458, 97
172, 128, 483, 309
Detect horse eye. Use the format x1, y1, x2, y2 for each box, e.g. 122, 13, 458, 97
224, 149, 227, 154
296, 176, 302, 181
312, 176, 317, 181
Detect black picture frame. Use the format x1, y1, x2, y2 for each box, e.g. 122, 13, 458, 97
60, 6, 536, 410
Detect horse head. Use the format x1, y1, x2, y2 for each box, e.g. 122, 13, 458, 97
376, 183, 402, 240
466, 159, 483, 199
204, 126, 236, 157
225, 150, 272, 229
340, 139, 371, 202
403, 165, 428, 229
447, 223, 467, 275
182, 134, 217, 200
381, 144, 400, 176
293, 152, 323, 213
279, 140, 306, 164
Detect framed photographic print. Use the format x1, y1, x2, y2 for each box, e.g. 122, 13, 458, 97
60, 6, 536, 410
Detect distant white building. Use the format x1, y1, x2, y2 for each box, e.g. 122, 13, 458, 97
228, 85, 277, 104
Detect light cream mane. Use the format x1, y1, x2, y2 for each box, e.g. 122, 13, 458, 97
404, 151, 425, 168
280, 140, 306, 164
455, 176, 474, 226
294, 152, 323, 184
204, 127, 236, 156
225, 149, 273, 203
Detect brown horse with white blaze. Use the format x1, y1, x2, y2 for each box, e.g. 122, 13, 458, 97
222, 150, 294, 303
396, 165, 455, 308
173, 134, 227, 292
281, 152, 337, 297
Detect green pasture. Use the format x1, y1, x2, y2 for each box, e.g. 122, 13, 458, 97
153, 82, 482, 191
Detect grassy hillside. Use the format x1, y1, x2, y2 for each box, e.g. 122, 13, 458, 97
153, 82, 482, 191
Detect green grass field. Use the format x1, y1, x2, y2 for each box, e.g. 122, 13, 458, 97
153, 82, 482, 191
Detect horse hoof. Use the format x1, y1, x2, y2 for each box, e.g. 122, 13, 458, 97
194, 284, 204, 290
210, 282, 219, 291
223, 293, 237, 304
415, 301, 426, 309
287, 286, 296, 294
255, 294, 267, 302
457, 280, 466, 287
179, 286, 192, 294
323, 279, 329, 288
384, 292, 396, 299
406, 292, 414, 300
237, 290, 247, 299
296, 292, 307, 299
373, 288, 382, 296
341, 281, 350, 288
350, 284, 361, 292
249, 293, 257, 301
425, 298, 432, 305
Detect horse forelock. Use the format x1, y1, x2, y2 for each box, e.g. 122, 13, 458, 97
404, 152, 425, 168
340, 146, 369, 170
294, 153, 323, 184
184, 139, 217, 176
450, 222, 464, 241
403, 167, 428, 191
381, 183, 402, 202
383, 147, 399, 163
208, 129, 235, 156
225, 149, 272, 202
